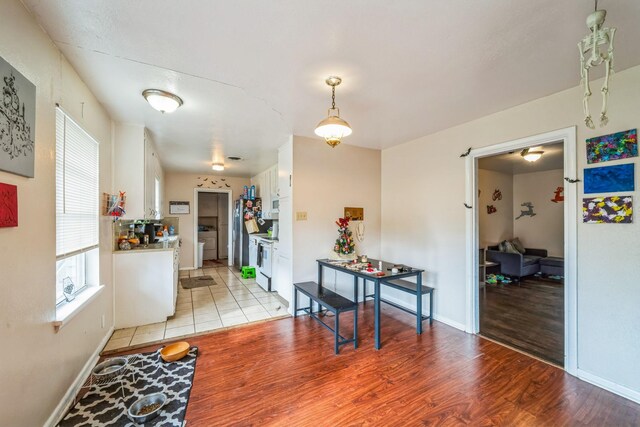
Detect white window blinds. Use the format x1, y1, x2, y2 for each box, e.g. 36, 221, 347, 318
56, 108, 99, 259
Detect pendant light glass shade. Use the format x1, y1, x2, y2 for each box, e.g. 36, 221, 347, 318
314, 76, 352, 148
314, 109, 352, 148
212, 163, 225, 171
521, 149, 544, 162
142, 89, 183, 113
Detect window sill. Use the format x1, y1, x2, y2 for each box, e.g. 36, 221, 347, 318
53, 285, 104, 332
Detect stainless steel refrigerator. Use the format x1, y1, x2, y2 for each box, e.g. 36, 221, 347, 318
233, 198, 272, 269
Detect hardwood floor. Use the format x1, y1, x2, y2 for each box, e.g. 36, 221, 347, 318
122, 303, 640, 426
480, 277, 564, 366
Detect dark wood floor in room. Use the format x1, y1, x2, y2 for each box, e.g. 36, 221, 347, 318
124, 302, 640, 426
480, 277, 564, 366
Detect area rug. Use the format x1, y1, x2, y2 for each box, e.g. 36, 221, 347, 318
180, 275, 218, 289
59, 347, 198, 427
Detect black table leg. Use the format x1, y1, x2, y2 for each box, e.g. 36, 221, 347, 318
374, 280, 381, 350
353, 276, 358, 304
335, 312, 340, 354
416, 273, 423, 334
429, 289, 433, 325
354, 304, 358, 349
294, 288, 298, 317
317, 264, 323, 314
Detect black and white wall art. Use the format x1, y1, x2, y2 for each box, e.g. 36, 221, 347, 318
0, 55, 35, 178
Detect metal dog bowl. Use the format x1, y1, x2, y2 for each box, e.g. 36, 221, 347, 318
92, 357, 128, 381
127, 392, 167, 424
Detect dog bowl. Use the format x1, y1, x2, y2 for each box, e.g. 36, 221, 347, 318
92, 357, 128, 381
160, 341, 190, 362
127, 392, 167, 424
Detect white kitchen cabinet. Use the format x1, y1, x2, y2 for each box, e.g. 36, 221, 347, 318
114, 124, 164, 220
277, 196, 292, 258
278, 140, 292, 199
276, 253, 292, 311
114, 244, 179, 328
252, 164, 278, 219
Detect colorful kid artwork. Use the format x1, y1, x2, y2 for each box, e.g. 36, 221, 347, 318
486, 205, 497, 214
586, 129, 638, 164
582, 196, 633, 224
583, 163, 635, 194
492, 189, 502, 201
0, 182, 18, 227
515, 202, 536, 220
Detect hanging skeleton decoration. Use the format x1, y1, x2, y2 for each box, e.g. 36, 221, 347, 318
578, 0, 616, 129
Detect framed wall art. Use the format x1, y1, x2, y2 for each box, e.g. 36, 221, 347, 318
583, 196, 633, 224
586, 129, 638, 164
169, 201, 190, 214
0, 182, 18, 227
0, 55, 36, 178
584, 163, 635, 194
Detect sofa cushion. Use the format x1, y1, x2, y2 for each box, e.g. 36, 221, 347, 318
523, 255, 542, 266
499, 240, 520, 254
540, 256, 564, 267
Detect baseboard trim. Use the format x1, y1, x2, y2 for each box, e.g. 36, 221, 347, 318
375, 293, 466, 332
44, 326, 115, 427
577, 368, 640, 405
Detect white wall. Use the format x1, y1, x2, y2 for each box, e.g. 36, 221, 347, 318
163, 172, 250, 268
513, 169, 564, 256
0, 1, 115, 425
292, 136, 381, 299
478, 169, 514, 248
382, 65, 640, 398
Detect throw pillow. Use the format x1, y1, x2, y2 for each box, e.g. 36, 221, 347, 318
498, 240, 508, 252
503, 241, 520, 254
511, 237, 525, 254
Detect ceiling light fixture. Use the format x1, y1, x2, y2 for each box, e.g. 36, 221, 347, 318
211, 163, 225, 171
142, 89, 183, 113
521, 148, 544, 162
579, 0, 616, 129
314, 76, 352, 148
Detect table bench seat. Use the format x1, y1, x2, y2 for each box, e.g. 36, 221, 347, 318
379, 279, 434, 326
294, 281, 358, 354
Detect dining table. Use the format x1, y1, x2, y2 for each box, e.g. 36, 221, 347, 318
316, 258, 425, 349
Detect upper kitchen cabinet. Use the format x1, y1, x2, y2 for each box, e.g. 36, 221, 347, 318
251, 164, 278, 219
114, 124, 164, 220
278, 140, 292, 199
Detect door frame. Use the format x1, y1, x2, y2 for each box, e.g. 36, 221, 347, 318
464, 126, 577, 375
193, 188, 233, 269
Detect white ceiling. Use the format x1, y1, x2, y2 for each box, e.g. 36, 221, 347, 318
479, 142, 564, 175
22, 0, 640, 176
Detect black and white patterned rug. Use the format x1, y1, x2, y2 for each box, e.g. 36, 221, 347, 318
59, 347, 198, 427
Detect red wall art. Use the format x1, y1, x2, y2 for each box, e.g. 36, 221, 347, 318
0, 182, 18, 227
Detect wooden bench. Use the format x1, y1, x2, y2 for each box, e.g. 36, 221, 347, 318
378, 279, 434, 328
294, 281, 358, 354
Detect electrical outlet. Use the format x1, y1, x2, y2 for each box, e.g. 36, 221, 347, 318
101, 314, 105, 329
296, 211, 307, 221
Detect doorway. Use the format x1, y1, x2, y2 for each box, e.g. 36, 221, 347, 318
477, 142, 565, 365
193, 189, 233, 269
465, 127, 578, 374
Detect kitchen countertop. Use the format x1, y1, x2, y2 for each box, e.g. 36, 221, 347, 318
114, 237, 179, 254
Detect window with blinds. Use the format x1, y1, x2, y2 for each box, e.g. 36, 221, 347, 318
55, 108, 99, 304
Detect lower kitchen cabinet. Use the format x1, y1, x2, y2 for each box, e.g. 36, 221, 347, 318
275, 252, 292, 312
114, 245, 180, 328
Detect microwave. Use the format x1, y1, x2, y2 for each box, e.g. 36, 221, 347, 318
271, 198, 279, 213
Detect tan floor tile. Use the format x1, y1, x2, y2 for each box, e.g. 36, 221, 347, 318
237, 298, 261, 308
177, 294, 192, 303
245, 311, 272, 322
219, 308, 245, 319
166, 315, 194, 329
173, 308, 193, 318
195, 312, 220, 323
135, 322, 166, 334
262, 301, 284, 311
194, 305, 217, 315
175, 301, 193, 311
111, 327, 136, 340
193, 300, 216, 308
222, 315, 248, 327
179, 270, 190, 277
164, 324, 195, 339
190, 270, 204, 277
268, 308, 288, 317
195, 320, 224, 333
104, 336, 132, 351
242, 305, 269, 314
130, 330, 165, 346
192, 294, 214, 302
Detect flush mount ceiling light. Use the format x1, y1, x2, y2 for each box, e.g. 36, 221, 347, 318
314, 76, 352, 148
579, 0, 617, 129
211, 163, 225, 171
142, 89, 183, 113
521, 148, 544, 162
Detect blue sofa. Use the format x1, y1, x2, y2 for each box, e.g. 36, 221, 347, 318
486, 245, 548, 280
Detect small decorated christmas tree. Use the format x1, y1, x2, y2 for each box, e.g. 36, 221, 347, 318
334, 217, 356, 256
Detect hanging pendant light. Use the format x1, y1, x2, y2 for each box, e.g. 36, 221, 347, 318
314, 76, 352, 148
521, 148, 544, 162
578, 0, 616, 129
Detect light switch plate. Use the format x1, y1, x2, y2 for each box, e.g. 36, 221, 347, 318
296, 211, 308, 221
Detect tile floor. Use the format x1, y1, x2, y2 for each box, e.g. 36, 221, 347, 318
103, 265, 289, 353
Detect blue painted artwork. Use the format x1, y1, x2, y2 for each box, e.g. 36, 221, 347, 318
584, 163, 635, 194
